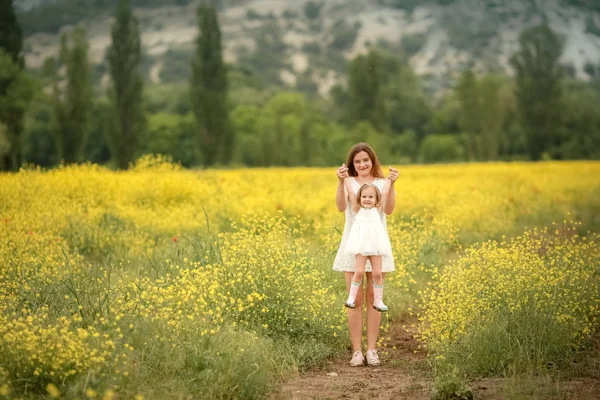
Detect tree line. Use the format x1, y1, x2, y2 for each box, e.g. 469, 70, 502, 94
1, 0, 230, 171
1, 0, 599, 172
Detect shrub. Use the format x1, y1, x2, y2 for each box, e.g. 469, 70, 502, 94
304, 1, 323, 20
419, 134, 464, 163
419, 223, 600, 376
401, 33, 428, 55
329, 20, 361, 51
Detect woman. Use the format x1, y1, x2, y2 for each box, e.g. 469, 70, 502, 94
333, 142, 399, 367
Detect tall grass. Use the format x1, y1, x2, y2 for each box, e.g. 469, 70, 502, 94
1, 159, 600, 398
420, 222, 600, 396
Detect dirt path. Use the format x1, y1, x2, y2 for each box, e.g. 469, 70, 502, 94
272, 320, 600, 400
271, 317, 432, 400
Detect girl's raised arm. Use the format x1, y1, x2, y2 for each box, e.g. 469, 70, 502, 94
379, 178, 392, 212
344, 178, 357, 211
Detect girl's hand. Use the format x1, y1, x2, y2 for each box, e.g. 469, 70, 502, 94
336, 163, 349, 183
387, 166, 399, 183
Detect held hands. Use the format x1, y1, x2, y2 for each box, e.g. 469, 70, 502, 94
387, 166, 399, 184
336, 163, 349, 183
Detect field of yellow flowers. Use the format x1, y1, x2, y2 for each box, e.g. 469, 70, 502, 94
1, 156, 599, 399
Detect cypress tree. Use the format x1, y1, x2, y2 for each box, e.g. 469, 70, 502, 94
53, 26, 92, 163
510, 24, 564, 161
107, 0, 145, 169
190, 3, 233, 166
0, 0, 23, 66
0, 0, 26, 171
456, 69, 482, 161
347, 49, 386, 131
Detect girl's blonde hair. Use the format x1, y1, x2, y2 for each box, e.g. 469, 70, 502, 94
345, 142, 385, 178
354, 183, 382, 212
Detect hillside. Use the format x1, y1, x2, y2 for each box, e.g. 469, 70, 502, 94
18, 0, 600, 95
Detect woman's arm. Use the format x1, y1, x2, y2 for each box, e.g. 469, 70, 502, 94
383, 181, 395, 215
383, 167, 399, 215
380, 178, 393, 214
336, 181, 347, 212
335, 163, 349, 212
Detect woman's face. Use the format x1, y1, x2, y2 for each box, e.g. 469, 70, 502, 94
353, 151, 372, 177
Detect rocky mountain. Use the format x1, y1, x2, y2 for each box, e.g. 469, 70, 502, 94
14, 0, 53, 12
17, 0, 600, 95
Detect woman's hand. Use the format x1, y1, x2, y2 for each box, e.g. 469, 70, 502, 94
337, 163, 349, 183
387, 166, 399, 184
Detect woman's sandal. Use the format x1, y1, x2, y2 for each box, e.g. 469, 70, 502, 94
373, 304, 388, 312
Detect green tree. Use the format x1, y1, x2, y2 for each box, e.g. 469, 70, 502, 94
431, 93, 461, 135
190, 4, 233, 166
455, 70, 513, 161
557, 80, 600, 159
385, 55, 432, 141
231, 105, 262, 166
106, 0, 145, 169
0, 0, 22, 66
232, 93, 325, 166
478, 75, 510, 161
348, 49, 386, 131
22, 93, 58, 167
84, 100, 112, 165
419, 134, 464, 163
0, 0, 27, 171
311, 120, 351, 166
259, 92, 310, 166
0, 49, 35, 171
391, 129, 419, 162
0, 122, 8, 159
455, 69, 481, 160
51, 27, 93, 164
142, 112, 196, 166
510, 25, 565, 161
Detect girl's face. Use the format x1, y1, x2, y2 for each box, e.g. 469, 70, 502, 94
353, 151, 372, 177
360, 186, 377, 209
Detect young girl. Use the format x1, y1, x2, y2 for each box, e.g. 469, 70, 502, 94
343, 179, 392, 312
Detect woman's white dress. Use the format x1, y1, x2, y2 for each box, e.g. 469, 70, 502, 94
332, 177, 395, 273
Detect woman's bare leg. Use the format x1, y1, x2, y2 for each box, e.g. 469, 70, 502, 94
345, 271, 364, 352
365, 270, 384, 351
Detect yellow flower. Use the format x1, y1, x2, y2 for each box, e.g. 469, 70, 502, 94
46, 383, 61, 398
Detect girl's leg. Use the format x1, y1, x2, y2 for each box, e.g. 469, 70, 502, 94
345, 255, 366, 307
344, 272, 364, 353
365, 271, 384, 351
352, 255, 366, 283
370, 256, 383, 286
370, 256, 387, 312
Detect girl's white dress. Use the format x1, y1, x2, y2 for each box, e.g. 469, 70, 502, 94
344, 207, 392, 257
332, 177, 395, 273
